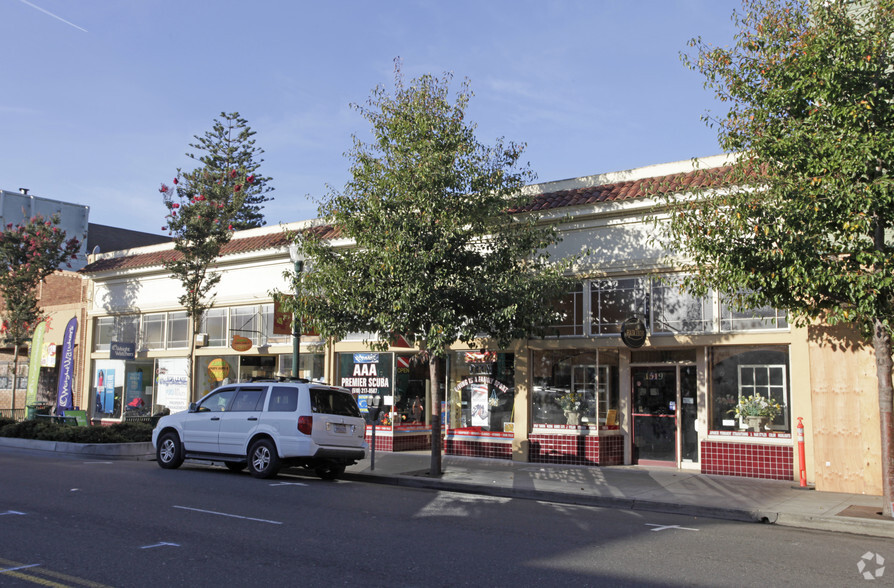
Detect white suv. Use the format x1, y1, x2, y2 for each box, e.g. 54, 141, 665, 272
152, 380, 367, 480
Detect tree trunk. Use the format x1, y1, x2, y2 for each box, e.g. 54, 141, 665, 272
873, 318, 894, 517
429, 355, 443, 477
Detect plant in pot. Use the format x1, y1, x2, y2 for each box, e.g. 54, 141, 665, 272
730, 394, 781, 432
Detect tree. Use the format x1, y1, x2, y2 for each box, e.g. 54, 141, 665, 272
281, 62, 572, 476
661, 0, 894, 512
0, 215, 80, 414
160, 114, 264, 400
185, 112, 273, 230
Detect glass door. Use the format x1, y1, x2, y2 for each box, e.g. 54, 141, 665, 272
632, 367, 677, 465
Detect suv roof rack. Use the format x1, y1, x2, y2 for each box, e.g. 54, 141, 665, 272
248, 376, 310, 383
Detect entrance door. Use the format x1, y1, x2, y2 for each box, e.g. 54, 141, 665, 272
632, 367, 677, 465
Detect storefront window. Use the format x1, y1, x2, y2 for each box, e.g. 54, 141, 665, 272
94, 317, 114, 351
123, 361, 154, 416
720, 298, 788, 331
532, 349, 619, 428
196, 356, 237, 398
142, 313, 165, 350
262, 304, 290, 346
709, 345, 791, 435
590, 278, 647, 335
203, 308, 228, 347
166, 311, 189, 348
447, 351, 514, 432
278, 353, 325, 381
92, 359, 125, 418
393, 353, 430, 426
230, 306, 259, 345
547, 282, 585, 337
651, 277, 713, 334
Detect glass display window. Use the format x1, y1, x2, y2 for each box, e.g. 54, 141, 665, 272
446, 351, 515, 433
709, 345, 791, 436
532, 349, 619, 429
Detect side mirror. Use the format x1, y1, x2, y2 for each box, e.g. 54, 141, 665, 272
188, 402, 198, 413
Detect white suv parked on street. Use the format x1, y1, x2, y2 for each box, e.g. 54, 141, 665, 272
152, 379, 367, 480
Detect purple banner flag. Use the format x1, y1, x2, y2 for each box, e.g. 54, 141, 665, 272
54, 318, 78, 415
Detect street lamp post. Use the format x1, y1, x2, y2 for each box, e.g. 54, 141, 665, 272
288, 245, 304, 379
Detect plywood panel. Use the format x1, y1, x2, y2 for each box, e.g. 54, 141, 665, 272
808, 324, 881, 495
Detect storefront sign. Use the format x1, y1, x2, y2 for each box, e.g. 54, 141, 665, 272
41, 342, 58, 367
110, 341, 136, 360
54, 318, 78, 413
156, 358, 189, 413
231, 335, 253, 352
620, 316, 647, 349
340, 353, 392, 395
207, 358, 231, 381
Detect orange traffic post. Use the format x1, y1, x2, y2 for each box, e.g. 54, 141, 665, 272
797, 417, 807, 488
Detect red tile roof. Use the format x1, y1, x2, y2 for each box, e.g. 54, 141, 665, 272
81, 165, 734, 274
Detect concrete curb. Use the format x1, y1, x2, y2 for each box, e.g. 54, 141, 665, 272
0, 437, 155, 460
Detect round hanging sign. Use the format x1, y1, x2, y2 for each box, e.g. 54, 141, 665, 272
620, 316, 647, 349
231, 335, 253, 352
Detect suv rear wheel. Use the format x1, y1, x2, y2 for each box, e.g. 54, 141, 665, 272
315, 463, 346, 480
247, 439, 280, 479
156, 432, 184, 469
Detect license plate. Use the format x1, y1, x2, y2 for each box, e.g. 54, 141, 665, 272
334, 423, 347, 434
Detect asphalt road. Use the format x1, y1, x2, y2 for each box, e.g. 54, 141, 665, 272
0, 448, 890, 587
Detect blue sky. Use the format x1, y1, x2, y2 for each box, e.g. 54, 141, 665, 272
1, 0, 739, 235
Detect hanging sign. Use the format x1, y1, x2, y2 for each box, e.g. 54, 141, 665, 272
231, 335, 253, 352
620, 316, 647, 349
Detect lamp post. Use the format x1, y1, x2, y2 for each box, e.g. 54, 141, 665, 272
288, 244, 304, 379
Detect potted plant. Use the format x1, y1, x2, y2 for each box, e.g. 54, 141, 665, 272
557, 392, 583, 426
730, 394, 781, 432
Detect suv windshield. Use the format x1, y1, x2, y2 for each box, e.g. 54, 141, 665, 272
310, 387, 362, 417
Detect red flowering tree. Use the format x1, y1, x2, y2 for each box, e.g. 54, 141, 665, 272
160, 116, 264, 400
0, 215, 80, 413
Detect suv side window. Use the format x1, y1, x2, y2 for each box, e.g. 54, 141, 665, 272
269, 386, 299, 412
197, 388, 237, 412
310, 387, 362, 417
230, 387, 267, 412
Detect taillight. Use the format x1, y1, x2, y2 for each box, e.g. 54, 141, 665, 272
297, 415, 313, 435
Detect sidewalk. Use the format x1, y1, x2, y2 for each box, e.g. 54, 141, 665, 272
343, 450, 894, 539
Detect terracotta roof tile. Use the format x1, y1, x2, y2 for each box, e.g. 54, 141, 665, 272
81, 167, 733, 274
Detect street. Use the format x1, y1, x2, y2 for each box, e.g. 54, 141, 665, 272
0, 448, 890, 587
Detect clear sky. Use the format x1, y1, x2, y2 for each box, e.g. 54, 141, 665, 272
1, 0, 740, 235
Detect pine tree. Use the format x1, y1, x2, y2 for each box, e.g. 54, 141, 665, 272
185, 112, 273, 229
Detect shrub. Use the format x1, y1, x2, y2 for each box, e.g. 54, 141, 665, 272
0, 420, 153, 443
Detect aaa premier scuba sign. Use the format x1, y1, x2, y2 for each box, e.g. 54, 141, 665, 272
339, 353, 392, 395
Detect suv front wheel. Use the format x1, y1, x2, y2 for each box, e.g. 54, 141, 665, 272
247, 439, 281, 479
156, 432, 184, 469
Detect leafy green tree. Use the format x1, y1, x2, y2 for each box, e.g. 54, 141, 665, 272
0, 215, 80, 414
662, 0, 894, 512
160, 114, 264, 399
281, 63, 572, 475
184, 112, 273, 230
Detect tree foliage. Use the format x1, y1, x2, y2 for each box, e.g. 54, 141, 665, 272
0, 215, 80, 346
669, 0, 894, 328
160, 113, 267, 323
184, 112, 273, 230
281, 62, 572, 473
663, 0, 894, 512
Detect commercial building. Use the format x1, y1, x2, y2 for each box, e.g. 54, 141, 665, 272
78, 156, 882, 495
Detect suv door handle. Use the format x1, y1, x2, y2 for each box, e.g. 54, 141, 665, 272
247, 417, 258, 421
211, 417, 220, 421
